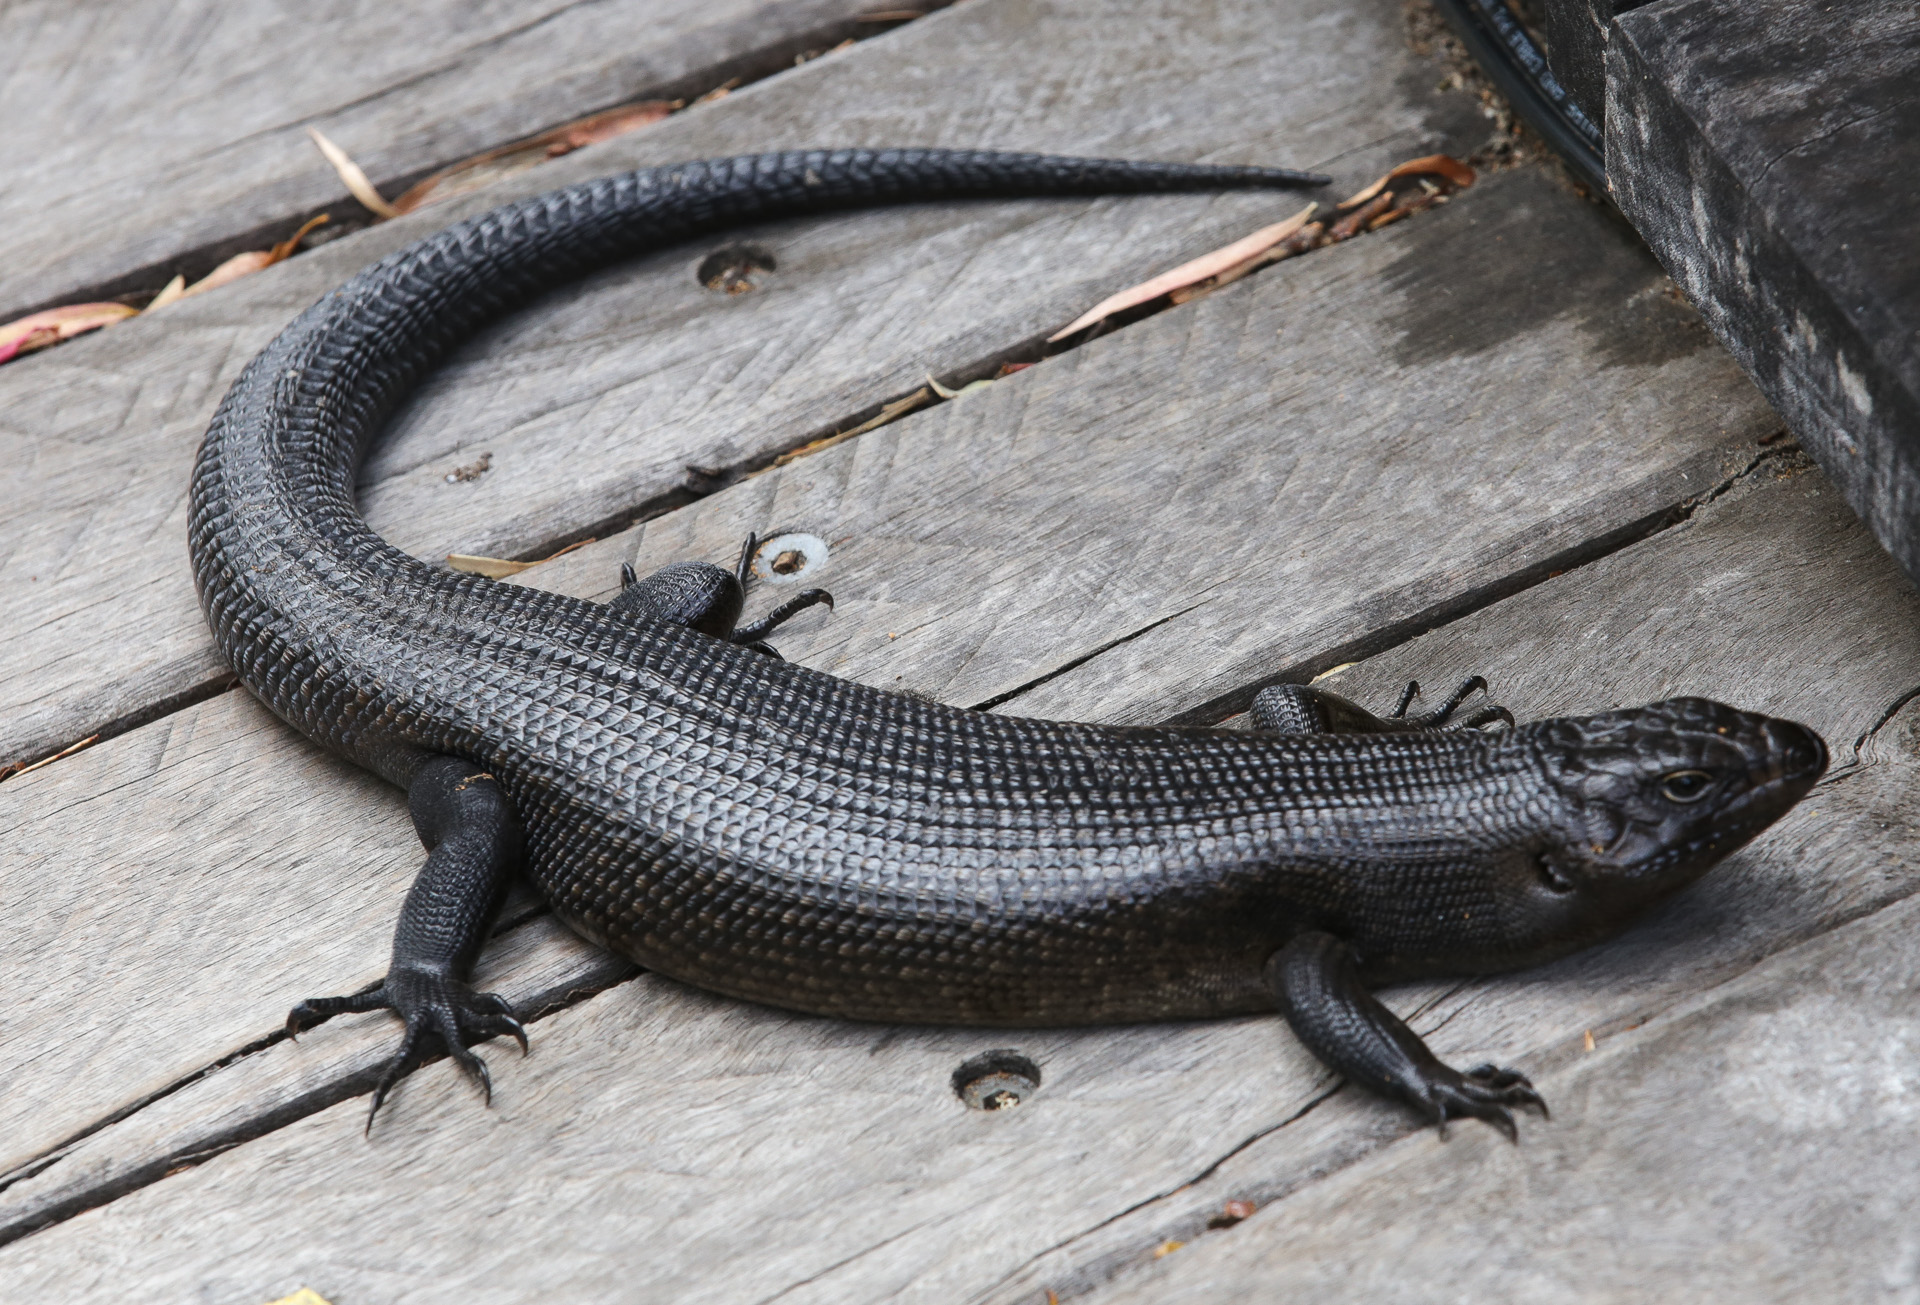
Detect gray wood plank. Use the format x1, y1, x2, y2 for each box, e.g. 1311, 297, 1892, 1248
1609, 0, 1920, 588
0, 0, 908, 322
519, 174, 1777, 730
3, 583, 1914, 1302
0, 0, 1493, 772
979, 466, 1920, 1303
0, 157, 1729, 1216
1088, 847, 1920, 1304
2, 304, 1910, 1289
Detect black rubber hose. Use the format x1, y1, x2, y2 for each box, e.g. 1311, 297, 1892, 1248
1430, 0, 1606, 194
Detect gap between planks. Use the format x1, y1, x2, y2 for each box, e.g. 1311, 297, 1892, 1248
0, 0, 1497, 774
0, 0, 951, 328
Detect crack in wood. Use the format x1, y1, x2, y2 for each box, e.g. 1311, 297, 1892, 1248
0, 931, 639, 1249
0, 3, 957, 330
1135, 441, 1798, 729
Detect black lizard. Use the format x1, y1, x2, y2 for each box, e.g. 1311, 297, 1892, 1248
186, 149, 1827, 1137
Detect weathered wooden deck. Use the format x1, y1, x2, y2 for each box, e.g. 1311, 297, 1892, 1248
2, 0, 1916, 1300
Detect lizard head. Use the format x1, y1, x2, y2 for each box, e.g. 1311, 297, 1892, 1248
1528, 696, 1826, 925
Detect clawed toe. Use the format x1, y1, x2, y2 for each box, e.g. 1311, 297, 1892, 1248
1393, 675, 1515, 732
294, 972, 524, 1132
286, 986, 390, 1037
1423, 1063, 1550, 1141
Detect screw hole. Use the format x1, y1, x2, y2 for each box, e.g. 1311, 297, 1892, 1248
697, 246, 776, 294
751, 532, 828, 585
953, 1050, 1041, 1111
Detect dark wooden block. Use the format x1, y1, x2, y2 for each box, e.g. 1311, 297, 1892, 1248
1608, 0, 1920, 586
1537, 0, 1654, 131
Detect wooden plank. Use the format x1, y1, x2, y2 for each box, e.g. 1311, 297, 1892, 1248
1608, 0, 1920, 587
0, 204, 1901, 1276
3, 465, 1916, 1300
0, 0, 913, 322
978, 465, 1920, 1302
1537, 0, 1655, 133
1086, 867, 1920, 1302
0, 0, 1495, 771
525, 168, 1777, 728
0, 159, 1738, 1206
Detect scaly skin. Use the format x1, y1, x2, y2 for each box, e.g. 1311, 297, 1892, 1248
189, 150, 1826, 1134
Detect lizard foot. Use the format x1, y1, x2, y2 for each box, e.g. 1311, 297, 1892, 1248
1391, 676, 1516, 731
1414, 1061, 1549, 1142
288, 967, 527, 1132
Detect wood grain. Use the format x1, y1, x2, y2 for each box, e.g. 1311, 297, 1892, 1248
4, 382, 1913, 1294
523, 167, 1777, 731
1609, 0, 1920, 587
0, 0, 910, 321
0, 0, 1494, 771
5, 621, 1915, 1303
1092, 851, 1920, 1303
0, 156, 1734, 1216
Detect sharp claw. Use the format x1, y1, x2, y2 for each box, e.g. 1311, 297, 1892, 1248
499, 1015, 531, 1055
459, 1049, 494, 1106
372, 1059, 410, 1143
620, 561, 637, 589
1486, 1105, 1520, 1144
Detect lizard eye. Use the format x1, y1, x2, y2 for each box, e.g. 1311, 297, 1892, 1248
1660, 769, 1714, 803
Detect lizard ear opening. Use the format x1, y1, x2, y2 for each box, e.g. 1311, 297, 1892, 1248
1535, 852, 1577, 894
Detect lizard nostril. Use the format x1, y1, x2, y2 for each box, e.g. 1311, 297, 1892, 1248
953, 1050, 1040, 1110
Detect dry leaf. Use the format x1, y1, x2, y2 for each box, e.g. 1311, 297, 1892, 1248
391, 102, 676, 215
926, 372, 993, 400
309, 127, 401, 219
1153, 1240, 1186, 1258
692, 78, 742, 106
1049, 204, 1316, 341
263, 1291, 334, 1305
178, 215, 330, 301
447, 537, 596, 578
0, 304, 138, 364
1583, 1029, 1597, 1052
769, 387, 935, 468
0, 734, 99, 782
143, 274, 188, 313
1336, 154, 1476, 211
1327, 191, 1395, 242
447, 554, 533, 578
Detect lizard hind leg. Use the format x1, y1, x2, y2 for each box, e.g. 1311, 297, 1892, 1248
286, 756, 527, 1134
1266, 932, 1548, 1140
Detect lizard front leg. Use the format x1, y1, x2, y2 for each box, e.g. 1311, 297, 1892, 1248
613, 532, 831, 658
1250, 676, 1514, 735
288, 756, 526, 1130
1266, 932, 1547, 1140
